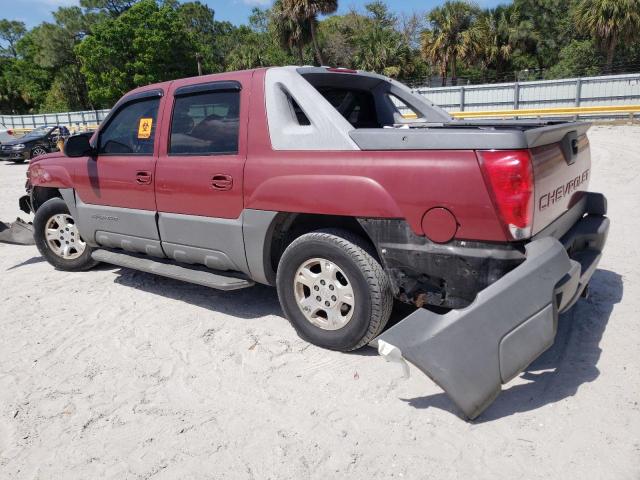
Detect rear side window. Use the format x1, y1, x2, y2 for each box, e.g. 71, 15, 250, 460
99, 98, 160, 155
315, 87, 380, 128
169, 91, 240, 155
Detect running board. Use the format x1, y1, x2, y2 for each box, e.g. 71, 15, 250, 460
92, 249, 254, 291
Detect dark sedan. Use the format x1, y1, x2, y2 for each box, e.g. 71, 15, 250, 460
0, 125, 69, 163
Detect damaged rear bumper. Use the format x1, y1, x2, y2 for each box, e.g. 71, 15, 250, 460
375, 199, 609, 420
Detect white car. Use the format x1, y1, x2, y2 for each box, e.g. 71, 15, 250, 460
0, 123, 16, 144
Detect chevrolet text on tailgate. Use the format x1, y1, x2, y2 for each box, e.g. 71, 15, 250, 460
22, 66, 609, 419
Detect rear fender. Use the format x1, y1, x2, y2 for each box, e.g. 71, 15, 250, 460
246, 175, 403, 218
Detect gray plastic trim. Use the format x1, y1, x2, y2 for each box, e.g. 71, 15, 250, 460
59, 188, 78, 220
350, 127, 530, 151
375, 237, 571, 419
75, 196, 161, 253
162, 242, 238, 272
94, 231, 164, 257
350, 121, 590, 152
375, 207, 609, 419
242, 209, 279, 285
265, 67, 359, 150
498, 304, 555, 383
157, 212, 249, 274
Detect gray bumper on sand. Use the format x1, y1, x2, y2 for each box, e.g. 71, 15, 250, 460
375, 198, 609, 420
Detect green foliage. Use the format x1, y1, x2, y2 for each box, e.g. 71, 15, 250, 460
76, 0, 198, 107
574, 0, 640, 71
421, 1, 484, 84
545, 39, 603, 79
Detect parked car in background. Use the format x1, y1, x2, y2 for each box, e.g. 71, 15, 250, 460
0, 123, 16, 144
0, 125, 69, 163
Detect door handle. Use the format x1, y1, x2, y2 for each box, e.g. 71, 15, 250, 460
211, 174, 233, 191
136, 171, 152, 185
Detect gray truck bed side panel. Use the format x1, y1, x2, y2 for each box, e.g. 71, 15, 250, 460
350, 121, 590, 151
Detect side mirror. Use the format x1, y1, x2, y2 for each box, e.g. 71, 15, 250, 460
64, 133, 96, 158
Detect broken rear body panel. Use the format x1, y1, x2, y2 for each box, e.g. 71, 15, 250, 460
375, 192, 609, 419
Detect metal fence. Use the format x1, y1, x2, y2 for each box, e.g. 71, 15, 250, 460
0, 109, 110, 131
1, 72, 640, 129
413, 73, 640, 113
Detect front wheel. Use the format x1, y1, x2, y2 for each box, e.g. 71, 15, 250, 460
31, 145, 48, 159
33, 198, 98, 271
276, 229, 393, 352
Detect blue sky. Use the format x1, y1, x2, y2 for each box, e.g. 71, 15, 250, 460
3, 0, 507, 28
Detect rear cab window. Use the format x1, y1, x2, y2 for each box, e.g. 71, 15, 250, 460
169, 88, 240, 155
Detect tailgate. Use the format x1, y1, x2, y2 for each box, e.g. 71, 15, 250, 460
526, 123, 592, 235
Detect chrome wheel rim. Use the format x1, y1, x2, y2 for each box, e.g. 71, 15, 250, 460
293, 257, 355, 330
32, 147, 47, 157
44, 214, 86, 260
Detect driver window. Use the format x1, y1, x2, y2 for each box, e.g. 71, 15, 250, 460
99, 97, 160, 155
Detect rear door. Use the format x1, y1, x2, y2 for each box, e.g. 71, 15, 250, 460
154, 77, 250, 273
74, 90, 165, 256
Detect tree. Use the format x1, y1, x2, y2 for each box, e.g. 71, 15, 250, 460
574, 0, 640, 72
177, 1, 218, 74
272, 1, 310, 64
475, 6, 516, 80
0, 20, 26, 58
421, 1, 484, 85
546, 39, 603, 78
79, 0, 136, 17
76, 0, 199, 107
281, 0, 338, 65
351, 2, 413, 77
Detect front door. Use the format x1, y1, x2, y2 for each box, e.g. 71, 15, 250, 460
154, 77, 250, 273
74, 90, 165, 257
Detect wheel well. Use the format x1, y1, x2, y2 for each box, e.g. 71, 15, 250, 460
267, 213, 378, 282
31, 186, 62, 212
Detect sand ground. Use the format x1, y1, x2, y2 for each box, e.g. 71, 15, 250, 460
0, 126, 638, 479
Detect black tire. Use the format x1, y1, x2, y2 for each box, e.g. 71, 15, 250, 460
276, 228, 393, 352
33, 197, 98, 271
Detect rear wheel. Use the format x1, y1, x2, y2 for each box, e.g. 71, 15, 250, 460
276, 229, 393, 351
33, 198, 98, 271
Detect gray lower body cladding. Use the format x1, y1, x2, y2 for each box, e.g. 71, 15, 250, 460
374, 199, 609, 420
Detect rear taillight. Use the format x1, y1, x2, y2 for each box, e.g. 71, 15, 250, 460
7, 129, 13, 136
478, 150, 534, 240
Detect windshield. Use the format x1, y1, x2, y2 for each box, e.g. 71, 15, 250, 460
24, 126, 53, 138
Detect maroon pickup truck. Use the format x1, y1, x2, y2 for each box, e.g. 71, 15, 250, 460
21, 66, 609, 419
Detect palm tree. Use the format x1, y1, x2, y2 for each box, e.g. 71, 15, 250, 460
421, 1, 483, 86
282, 0, 338, 65
272, 0, 310, 64
574, 0, 640, 73
476, 7, 517, 80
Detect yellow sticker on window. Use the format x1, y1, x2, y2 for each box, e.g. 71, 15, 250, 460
138, 118, 153, 139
